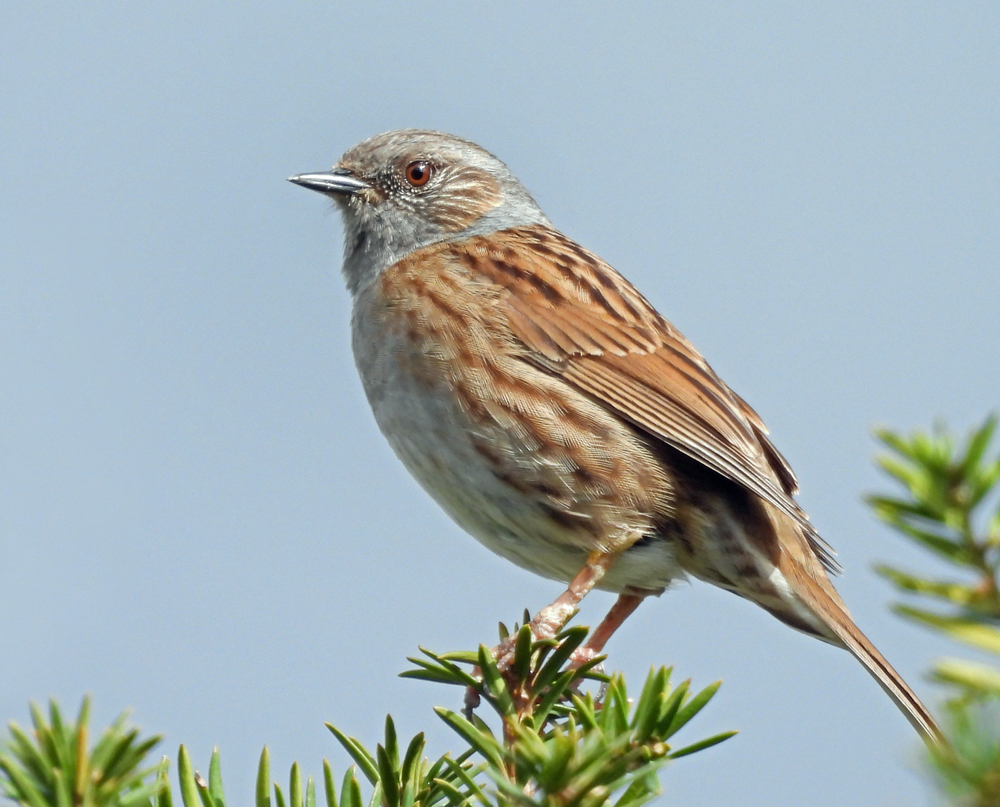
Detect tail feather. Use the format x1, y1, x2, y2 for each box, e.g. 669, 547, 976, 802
787, 560, 945, 747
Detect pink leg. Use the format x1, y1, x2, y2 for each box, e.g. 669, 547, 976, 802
529, 551, 619, 640
464, 551, 619, 715
571, 592, 647, 665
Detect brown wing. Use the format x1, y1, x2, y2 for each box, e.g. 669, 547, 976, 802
455, 225, 838, 573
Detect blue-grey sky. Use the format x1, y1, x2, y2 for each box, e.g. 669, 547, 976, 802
2, 4, 998, 805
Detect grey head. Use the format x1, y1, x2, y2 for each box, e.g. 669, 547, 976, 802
289, 129, 551, 295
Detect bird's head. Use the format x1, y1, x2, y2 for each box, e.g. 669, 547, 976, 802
290, 129, 548, 294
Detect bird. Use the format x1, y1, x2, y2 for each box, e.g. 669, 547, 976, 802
289, 129, 942, 745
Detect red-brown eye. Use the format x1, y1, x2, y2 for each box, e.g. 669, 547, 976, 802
405, 160, 432, 187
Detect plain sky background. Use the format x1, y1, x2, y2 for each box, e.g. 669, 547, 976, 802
2, 4, 998, 805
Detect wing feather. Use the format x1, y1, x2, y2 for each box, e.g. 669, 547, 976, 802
454, 226, 839, 572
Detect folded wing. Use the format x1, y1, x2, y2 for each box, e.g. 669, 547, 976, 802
457, 225, 838, 573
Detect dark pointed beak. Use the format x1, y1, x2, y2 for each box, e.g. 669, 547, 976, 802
287, 168, 369, 196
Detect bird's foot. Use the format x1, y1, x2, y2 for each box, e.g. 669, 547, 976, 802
463, 609, 568, 718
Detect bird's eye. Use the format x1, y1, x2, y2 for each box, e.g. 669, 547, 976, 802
405, 160, 432, 187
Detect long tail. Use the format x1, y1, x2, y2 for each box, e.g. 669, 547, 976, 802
783, 556, 945, 747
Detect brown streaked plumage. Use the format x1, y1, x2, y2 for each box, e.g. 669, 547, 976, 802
289, 129, 943, 746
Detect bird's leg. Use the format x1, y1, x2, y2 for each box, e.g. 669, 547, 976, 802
464, 550, 619, 717
528, 550, 619, 641
569, 591, 647, 667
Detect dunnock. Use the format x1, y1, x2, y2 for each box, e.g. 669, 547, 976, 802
290, 129, 941, 744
